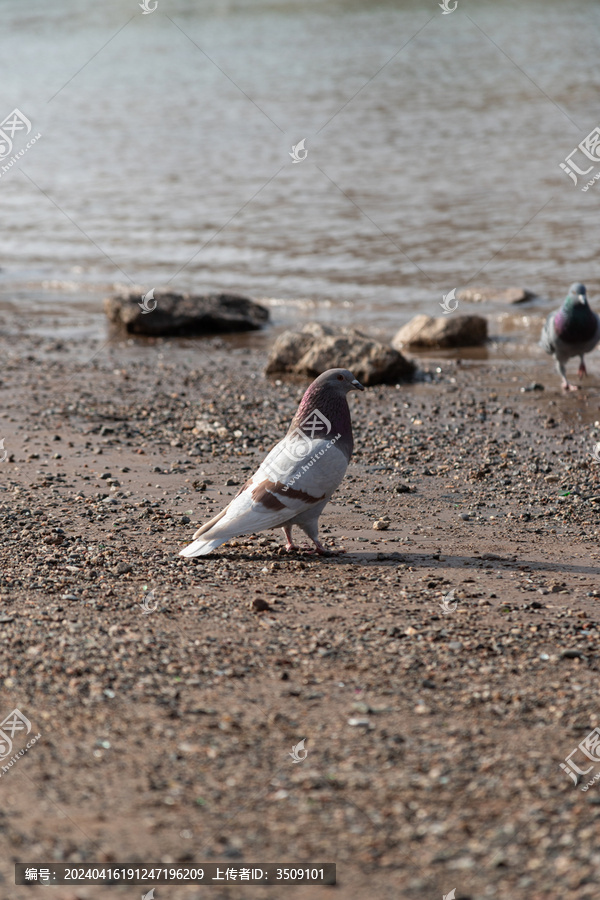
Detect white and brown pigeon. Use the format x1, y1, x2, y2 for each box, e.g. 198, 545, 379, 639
540, 282, 600, 390
179, 368, 364, 558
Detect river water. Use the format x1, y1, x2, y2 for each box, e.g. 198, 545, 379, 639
0, 0, 599, 351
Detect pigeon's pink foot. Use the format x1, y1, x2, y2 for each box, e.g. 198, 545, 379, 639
562, 381, 580, 392
312, 540, 344, 557
578, 361, 587, 379
282, 526, 299, 551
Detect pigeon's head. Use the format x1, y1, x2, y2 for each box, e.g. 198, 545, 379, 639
314, 368, 365, 394
567, 282, 588, 305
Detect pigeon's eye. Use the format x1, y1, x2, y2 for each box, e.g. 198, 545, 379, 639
337, 374, 344, 380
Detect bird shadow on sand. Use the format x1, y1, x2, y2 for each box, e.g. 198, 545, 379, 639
195, 549, 600, 577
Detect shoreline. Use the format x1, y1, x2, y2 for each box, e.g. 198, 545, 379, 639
0, 282, 579, 356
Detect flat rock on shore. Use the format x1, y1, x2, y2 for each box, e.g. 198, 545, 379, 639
392, 313, 487, 349
104, 289, 269, 335
265, 322, 415, 386
457, 286, 535, 304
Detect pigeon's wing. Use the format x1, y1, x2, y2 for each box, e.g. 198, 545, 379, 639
179, 434, 348, 558
591, 312, 600, 349
540, 312, 556, 354
575, 313, 600, 354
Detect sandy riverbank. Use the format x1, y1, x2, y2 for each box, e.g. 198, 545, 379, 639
1, 323, 600, 899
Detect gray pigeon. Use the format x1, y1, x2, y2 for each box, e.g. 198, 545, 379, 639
179, 368, 364, 557
540, 282, 600, 390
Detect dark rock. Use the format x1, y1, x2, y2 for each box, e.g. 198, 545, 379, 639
561, 649, 586, 660
104, 289, 269, 336
252, 597, 272, 613
392, 314, 487, 349
394, 483, 414, 493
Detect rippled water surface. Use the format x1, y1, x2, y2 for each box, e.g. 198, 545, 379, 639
1, 0, 599, 341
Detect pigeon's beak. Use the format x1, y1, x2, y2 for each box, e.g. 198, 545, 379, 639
578, 293, 587, 304
351, 379, 365, 391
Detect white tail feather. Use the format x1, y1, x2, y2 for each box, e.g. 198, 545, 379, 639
179, 537, 225, 558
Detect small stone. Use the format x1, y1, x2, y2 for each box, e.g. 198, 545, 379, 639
373, 518, 390, 531
251, 597, 272, 613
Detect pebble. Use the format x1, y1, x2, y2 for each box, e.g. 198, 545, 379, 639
251, 597, 272, 612
373, 517, 390, 531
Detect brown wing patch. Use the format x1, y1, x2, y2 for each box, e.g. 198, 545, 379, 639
280, 484, 326, 504
251, 480, 326, 510
251, 480, 287, 511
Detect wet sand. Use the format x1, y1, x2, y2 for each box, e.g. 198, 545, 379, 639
1, 320, 600, 899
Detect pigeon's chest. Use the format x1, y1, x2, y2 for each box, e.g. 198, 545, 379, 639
558, 308, 598, 344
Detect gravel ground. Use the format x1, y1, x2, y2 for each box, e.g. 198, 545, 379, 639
1, 327, 600, 900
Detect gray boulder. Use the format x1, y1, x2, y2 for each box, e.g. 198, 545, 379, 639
104, 289, 269, 336
392, 314, 487, 349
266, 323, 414, 386
264, 330, 315, 374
